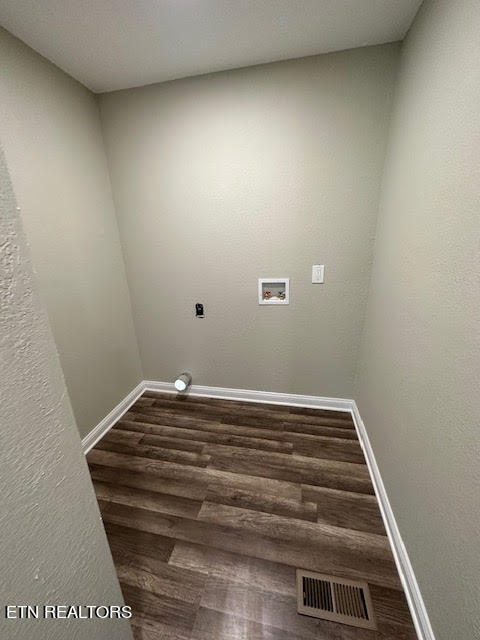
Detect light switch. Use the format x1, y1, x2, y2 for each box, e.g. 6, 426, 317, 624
312, 265, 324, 284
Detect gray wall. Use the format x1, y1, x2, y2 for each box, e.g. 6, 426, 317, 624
355, 1, 480, 638
0, 27, 142, 438
99, 44, 399, 397
0, 145, 132, 640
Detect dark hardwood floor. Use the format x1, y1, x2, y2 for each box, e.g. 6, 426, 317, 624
87, 391, 417, 640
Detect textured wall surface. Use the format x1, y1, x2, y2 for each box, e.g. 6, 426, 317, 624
355, 1, 480, 638
0, 146, 133, 639
99, 44, 399, 397
0, 27, 142, 438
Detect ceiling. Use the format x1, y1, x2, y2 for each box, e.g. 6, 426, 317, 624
0, 0, 423, 93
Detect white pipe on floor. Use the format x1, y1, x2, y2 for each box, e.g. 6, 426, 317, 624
174, 372, 192, 392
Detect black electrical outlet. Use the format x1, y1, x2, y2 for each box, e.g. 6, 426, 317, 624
195, 303, 204, 318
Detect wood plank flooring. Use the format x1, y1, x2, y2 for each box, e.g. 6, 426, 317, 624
87, 391, 417, 640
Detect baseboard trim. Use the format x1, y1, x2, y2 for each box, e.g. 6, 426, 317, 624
81, 379, 433, 639
81, 381, 146, 454
350, 401, 435, 640
143, 380, 352, 412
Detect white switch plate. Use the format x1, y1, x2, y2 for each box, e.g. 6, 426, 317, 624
312, 265, 324, 283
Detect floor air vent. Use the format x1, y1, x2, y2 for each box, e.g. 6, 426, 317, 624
296, 570, 376, 630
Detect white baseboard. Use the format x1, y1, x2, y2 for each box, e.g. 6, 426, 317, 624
82, 379, 433, 639
81, 381, 146, 454
350, 401, 435, 640
143, 380, 352, 412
